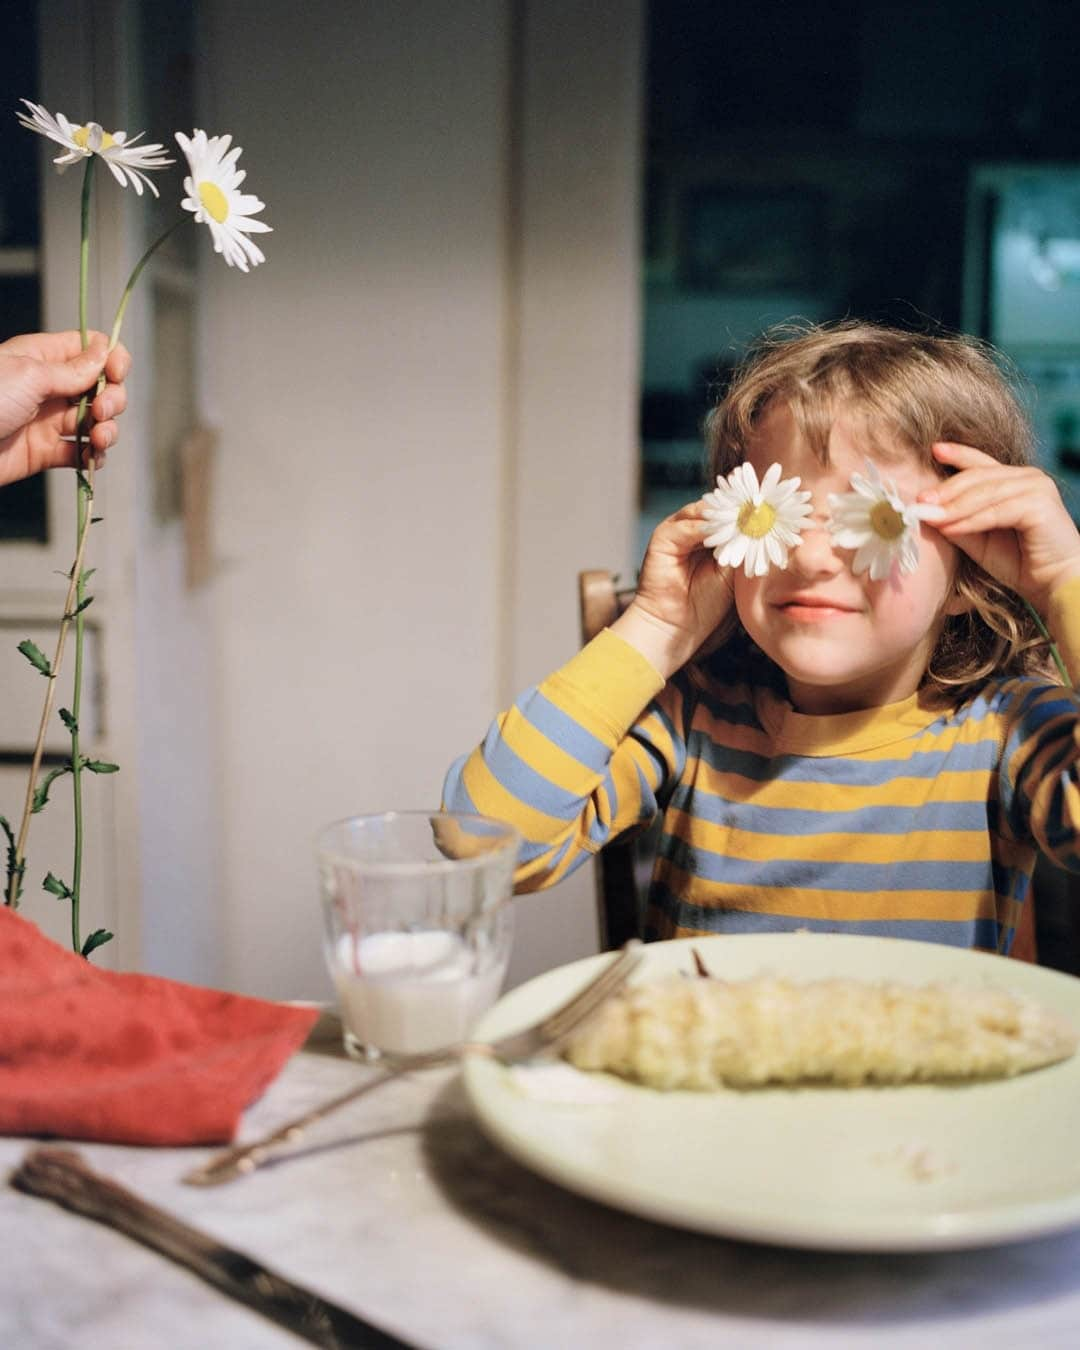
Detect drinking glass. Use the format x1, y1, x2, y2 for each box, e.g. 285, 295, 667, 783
316, 811, 519, 1061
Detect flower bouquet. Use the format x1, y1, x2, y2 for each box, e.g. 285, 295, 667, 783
1, 100, 271, 956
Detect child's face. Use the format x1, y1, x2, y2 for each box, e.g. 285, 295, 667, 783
734, 401, 966, 715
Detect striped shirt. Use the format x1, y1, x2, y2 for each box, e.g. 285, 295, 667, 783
443, 581, 1080, 953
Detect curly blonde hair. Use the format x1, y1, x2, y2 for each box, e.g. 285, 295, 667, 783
702, 319, 1051, 700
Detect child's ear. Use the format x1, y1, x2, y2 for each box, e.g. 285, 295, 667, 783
944, 591, 973, 617
943, 575, 975, 617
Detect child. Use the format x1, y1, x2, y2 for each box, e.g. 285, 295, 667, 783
443, 321, 1080, 953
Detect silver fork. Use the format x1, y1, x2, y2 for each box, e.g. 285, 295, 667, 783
183, 940, 643, 1186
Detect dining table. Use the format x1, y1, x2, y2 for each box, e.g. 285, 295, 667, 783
4, 1012, 1080, 1350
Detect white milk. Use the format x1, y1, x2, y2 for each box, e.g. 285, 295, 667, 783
333, 930, 507, 1057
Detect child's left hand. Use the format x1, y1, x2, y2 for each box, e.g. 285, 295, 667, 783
919, 442, 1080, 614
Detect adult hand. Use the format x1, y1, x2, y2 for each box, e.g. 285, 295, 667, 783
0, 330, 131, 487
611, 500, 735, 679
920, 442, 1080, 616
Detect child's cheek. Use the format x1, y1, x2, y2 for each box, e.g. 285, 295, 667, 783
732, 577, 761, 624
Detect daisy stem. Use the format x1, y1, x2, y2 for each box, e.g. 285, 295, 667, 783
78, 157, 94, 348
68, 156, 100, 953
10, 202, 186, 936
8, 160, 97, 934
109, 217, 185, 349
1023, 598, 1073, 689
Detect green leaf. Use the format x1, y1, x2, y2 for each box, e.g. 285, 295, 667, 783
67, 595, 94, 618
0, 815, 24, 904
32, 764, 72, 814
80, 568, 97, 585
81, 929, 114, 958
17, 639, 51, 677
59, 708, 78, 733
42, 872, 72, 900
82, 759, 120, 775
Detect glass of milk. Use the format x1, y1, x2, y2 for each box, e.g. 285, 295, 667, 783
316, 811, 519, 1062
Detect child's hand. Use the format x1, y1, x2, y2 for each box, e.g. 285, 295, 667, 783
920, 443, 1080, 615
611, 501, 734, 678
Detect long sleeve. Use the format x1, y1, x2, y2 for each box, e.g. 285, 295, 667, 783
442, 629, 683, 891
999, 578, 1080, 867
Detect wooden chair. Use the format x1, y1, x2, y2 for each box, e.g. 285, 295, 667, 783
1030, 854, 1080, 973
577, 568, 1059, 965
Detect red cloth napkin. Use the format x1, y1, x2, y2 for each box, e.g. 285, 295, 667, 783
0, 907, 318, 1146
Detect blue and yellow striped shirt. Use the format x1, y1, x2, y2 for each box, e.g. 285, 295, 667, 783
444, 582, 1080, 953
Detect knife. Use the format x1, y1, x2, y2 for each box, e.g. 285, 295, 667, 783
10, 1147, 414, 1349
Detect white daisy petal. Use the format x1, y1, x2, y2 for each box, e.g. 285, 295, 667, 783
851, 540, 881, 578
719, 535, 749, 569
702, 524, 736, 549
700, 460, 813, 577
760, 461, 783, 494
764, 532, 785, 567
104, 158, 130, 190
174, 128, 271, 271
17, 98, 172, 191
748, 540, 770, 577
826, 458, 930, 582
897, 534, 920, 576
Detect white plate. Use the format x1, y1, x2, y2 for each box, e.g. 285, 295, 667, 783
463, 934, 1080, 1252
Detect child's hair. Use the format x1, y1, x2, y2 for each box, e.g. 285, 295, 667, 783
703, 319, 1050, 701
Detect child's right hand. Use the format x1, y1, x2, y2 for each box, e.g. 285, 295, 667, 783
611, 501, 735, 678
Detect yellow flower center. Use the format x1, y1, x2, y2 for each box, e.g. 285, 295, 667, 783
73, 125, 115, 151
737, 500, 777, 539
198, 181, 229, 224
869, 501, 905, 541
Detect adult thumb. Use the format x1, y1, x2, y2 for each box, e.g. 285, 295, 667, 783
47, 339, 107, 399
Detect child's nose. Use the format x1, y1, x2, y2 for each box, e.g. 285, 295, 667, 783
789, 523, 844, 578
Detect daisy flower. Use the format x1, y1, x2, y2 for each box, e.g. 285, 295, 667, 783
827, 459, 945, 581
175, 129, 271, 272
16, 99, 172, 196
701, 462, 813, 578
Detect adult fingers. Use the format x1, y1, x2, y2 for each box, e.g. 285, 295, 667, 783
103, 341, 131, 383
45, 341, 108, 401
1, 329, 84, 361
59, 406, 118, 451
87, 420, 117, 454
89, 379, 127, 424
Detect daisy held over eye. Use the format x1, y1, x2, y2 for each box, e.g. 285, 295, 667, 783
444, 321, 1080, 956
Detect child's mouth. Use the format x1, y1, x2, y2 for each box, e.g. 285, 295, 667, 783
776, 596, 860, 621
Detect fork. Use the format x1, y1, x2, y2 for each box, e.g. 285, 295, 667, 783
183, 940, 643, 1186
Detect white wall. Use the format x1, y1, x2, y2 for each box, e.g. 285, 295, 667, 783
192, 0, 642, 999
503, 2, 643, 987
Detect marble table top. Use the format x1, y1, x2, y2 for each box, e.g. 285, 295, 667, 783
4, 1040, 1080, 1349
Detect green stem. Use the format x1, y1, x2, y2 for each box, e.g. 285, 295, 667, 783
109, 217, 185, 348
1023, 597, 1072, 688
69, 156, 97, 955
10, 189, 186, 946
70, 485, 90, 954
78, 157, 94, 348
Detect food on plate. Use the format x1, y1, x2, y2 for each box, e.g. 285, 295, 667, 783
562, 973, 1078, 1089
